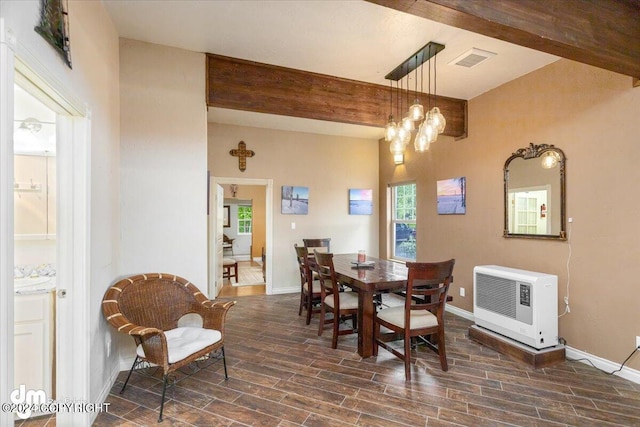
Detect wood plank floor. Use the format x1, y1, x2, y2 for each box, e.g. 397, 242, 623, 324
219, 260, 265, 298
88, 292, 640, 426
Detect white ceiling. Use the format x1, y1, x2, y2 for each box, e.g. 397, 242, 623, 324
103, 0, 558, 139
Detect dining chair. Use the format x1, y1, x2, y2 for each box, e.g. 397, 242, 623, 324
373, 259, 455, 380
294, 244, 322, 324
303, 238, 331, 253
313, 251, 359, 349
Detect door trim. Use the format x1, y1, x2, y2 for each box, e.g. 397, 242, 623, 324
211, 177, 273, 295
1, 20, 91, 426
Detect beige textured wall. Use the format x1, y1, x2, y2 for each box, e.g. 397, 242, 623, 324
379, 59, 640, 369
120, 39, 207, 285
208, 123, 379, 293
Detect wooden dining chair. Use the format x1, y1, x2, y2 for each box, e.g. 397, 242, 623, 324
294, 244, 322, 324
373, 259, 455, 380
313, 251, 359, 349
303, 238, 331, 253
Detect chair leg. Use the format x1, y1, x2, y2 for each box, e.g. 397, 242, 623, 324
305, 293, 313, 325
318, 303, 326, 336
298, 290, 304, 316
158, 374, 169, 422
404, 335, 412, 381
437, 330, 448, 371
222, 346, 229, 379
120, 355, 139, 394
373, 324, 379, 356
331, 310, 339, 349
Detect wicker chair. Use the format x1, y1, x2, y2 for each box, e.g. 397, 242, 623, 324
102, 273, 235, 422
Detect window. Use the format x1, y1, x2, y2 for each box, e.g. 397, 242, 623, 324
237, 205, 252, 234
390, 183, 416, 261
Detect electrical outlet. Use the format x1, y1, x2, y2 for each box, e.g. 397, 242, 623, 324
459, 287, 465, 297
636, 336, 640, 348
568, 217, 573, 223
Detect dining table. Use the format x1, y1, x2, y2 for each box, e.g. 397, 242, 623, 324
330, 253, 409, 358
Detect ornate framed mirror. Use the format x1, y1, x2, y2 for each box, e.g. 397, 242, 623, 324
504, 143, 566, 240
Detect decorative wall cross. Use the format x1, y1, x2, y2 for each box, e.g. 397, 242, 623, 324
229, 141, 255, 172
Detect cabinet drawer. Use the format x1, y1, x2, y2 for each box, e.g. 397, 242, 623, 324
15, 293, 48, 323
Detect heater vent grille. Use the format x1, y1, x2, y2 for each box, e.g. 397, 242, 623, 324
476, 273, 516, 319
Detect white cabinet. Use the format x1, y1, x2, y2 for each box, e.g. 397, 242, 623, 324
14, 155, 56, 239
14, 292, 53, 398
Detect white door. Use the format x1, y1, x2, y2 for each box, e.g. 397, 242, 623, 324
216, 185, 224, 295
209, 182, 224, 298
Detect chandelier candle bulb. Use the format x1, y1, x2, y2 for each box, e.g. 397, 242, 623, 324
382, 41, 446, 159
409, 101, 424, 121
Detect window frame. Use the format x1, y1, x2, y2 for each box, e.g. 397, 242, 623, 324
236, 205, 253, 235
390, 182, 417, 261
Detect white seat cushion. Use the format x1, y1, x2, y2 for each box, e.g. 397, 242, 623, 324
137, 327, 222, 364
324, 291, 359, 310
303, 280, 322, 294
381, 293, 406, 307
376, 306, 437, 330
223, 258, 236, 266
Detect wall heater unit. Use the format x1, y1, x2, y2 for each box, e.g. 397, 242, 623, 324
473, 265, 558, 349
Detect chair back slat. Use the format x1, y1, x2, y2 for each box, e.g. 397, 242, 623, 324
312, 251, 340, 298
303, 238, 331, 253
405, 260, 455, 315
294, 244, 311, 285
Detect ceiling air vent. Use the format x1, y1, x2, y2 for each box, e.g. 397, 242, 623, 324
449, 48, 496, 68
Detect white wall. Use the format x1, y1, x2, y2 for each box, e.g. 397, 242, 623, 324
1, 0, 121, 417
119, 39, 208, 286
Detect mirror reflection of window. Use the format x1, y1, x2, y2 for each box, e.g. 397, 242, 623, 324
509, 188, 549, 235
504, 144, 566, 240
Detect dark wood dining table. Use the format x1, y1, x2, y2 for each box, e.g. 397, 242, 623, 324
330, 253, 409, 358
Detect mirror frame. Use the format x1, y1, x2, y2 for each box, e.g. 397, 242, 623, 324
504, 143, 567, 240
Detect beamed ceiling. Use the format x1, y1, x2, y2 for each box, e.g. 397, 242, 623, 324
104, 0, 640, 139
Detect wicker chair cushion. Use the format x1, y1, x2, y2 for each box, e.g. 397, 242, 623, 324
136, 327, 222, 364
303, 280, 322, 293
324, 291, 359, 310
376, 306, 437, 329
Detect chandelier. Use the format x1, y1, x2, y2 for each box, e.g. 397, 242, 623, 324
384, 42, 446, 164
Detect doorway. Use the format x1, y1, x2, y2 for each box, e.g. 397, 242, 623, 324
13, 82, 57, 416
209, 177, 273, 298
1, 51, 91, 425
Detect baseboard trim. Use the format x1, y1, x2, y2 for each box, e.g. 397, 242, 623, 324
446, 304, 474, 321
565, 346, 640, 384
91, 360, 121, 424
447, 305, 640, 385
272, 286, 299, 295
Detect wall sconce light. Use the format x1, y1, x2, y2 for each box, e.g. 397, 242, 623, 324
541, 151, 561, 169
393, 153, 404, 165
230, 184, 238, 197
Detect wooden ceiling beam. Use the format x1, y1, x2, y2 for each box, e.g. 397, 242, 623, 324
366, 0, 640, 79
206, 54, 468, 139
